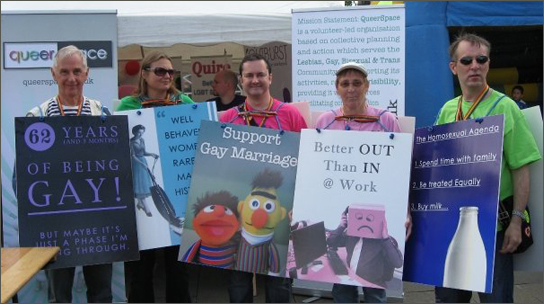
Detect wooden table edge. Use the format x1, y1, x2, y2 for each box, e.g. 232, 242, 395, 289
1, 247, 60, 303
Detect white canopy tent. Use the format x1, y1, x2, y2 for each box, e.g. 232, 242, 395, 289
2, 1, 344, 47
2, 1, 345, 100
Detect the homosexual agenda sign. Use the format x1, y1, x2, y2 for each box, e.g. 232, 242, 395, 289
15, 116, 139, 269
116, 102, 218, 250
179, 121, 299, 276
288, 129, 412, 291
403, 116, 504, 293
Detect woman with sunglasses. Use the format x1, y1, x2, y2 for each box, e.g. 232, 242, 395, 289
117, 52, 193, 110
117, 51, 193, 303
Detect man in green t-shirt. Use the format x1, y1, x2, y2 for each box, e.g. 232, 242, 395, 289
435, 33, 541, 303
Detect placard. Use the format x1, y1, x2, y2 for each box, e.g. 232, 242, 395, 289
116, 102, 218, 250
16, 116, 139, 269
179, 121, 299, 276
288, 129, 413, 292
403, 116, 504, 293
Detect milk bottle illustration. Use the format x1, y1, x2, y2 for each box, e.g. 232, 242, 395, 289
443, 206, 487, 292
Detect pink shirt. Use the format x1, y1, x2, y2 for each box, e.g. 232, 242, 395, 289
220, 99, 307, 132
315, 105, 400, 132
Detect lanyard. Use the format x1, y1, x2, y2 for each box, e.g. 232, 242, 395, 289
57, 95, 83, 116
141, 94, 177, 108
335, 105, 379, 126
456, 85, 489, 121
334, 114, 379, 123
238, 97, 276, 128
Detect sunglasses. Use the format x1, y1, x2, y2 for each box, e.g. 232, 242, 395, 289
145, 67, 176, 77
457, 55, 489, 66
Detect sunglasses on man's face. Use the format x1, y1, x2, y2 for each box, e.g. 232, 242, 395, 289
145, 67, 176, 77
458, 55, 489, 66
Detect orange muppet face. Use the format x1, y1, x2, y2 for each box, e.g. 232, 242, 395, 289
193, 204, 240, 246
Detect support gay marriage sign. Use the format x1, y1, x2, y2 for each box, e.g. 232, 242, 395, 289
403, 115, 504, 293
179, 120, 299, 276
15, 116, 139, 269
116, 102, 218, 250
288, 129, 413, 291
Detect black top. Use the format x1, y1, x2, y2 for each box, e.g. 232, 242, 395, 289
207, 94, 246, 112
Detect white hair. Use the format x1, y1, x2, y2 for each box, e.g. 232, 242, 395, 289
53, 45, 87, 69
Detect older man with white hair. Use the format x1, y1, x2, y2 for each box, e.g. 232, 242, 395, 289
26, 45, 112, 303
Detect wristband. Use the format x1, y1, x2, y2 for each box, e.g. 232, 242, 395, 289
512, 209, 525, 220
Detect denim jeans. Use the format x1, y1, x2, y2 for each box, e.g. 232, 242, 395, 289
46, 264, 112, 303
228, 270, 292, 303
331, 284, 387, 303
435, 231, 513, 303
124, 246, 191, 302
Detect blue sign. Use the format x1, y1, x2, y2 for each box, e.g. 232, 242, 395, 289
403, 115, 504, 293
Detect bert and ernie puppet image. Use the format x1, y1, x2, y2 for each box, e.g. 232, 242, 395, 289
181, 168, 288, 275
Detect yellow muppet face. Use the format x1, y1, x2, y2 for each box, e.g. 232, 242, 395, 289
238, 187, 286, 235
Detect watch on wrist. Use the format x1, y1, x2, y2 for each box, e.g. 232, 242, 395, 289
512, 209, 525, 220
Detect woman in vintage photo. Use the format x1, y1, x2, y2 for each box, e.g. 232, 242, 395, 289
129, 124, 157, 217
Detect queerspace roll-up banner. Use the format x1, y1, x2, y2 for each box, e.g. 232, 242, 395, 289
1, 11, 121, 303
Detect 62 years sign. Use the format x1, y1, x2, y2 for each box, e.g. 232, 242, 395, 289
15, 116, 139, 269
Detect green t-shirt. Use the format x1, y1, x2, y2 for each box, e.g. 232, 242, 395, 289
436, 90, 541, 229
116, 92, 194, 111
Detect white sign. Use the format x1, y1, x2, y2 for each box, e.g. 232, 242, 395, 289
289, 129, 412, 290
292, 5, 405, 115
515, 106, 544, 271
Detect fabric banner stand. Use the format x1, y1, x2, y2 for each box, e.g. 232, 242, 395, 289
404, 116, 504, 293
291, 5, 405, 116
115, 102, 218, 250
1, 11, 121, 303
15, 116, 139, 269
514, 107, 544, 271
178, 121, 299, 276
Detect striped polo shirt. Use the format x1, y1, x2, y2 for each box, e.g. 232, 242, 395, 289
42, 96, 92, 116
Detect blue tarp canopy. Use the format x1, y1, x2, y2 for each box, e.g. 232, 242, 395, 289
405, 1, 543, 127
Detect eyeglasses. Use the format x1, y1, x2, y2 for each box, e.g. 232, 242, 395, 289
144, 67, 176, 77
457, 55, 489, 66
